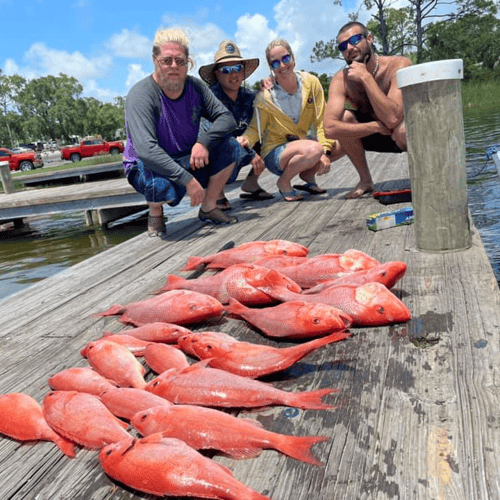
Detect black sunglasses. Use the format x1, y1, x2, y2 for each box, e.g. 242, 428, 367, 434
338, 33, 367, 52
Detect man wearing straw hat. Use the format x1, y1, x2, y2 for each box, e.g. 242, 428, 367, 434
123, 28, 240, 236
199, 41, 273, 209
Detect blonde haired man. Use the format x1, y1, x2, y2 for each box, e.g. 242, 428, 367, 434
123, 28, 240, 235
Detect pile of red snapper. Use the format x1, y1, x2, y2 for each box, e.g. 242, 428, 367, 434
0, 239, 411, 499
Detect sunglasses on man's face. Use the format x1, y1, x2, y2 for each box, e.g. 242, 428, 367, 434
156, 56, 188, 67
337, 33, 367, 52
270, 54, 292, 70
218, 64, 244, 74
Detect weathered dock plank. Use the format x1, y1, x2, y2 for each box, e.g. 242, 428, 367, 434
0, 152, 499, 500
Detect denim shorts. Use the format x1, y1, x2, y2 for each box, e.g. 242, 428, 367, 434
264, 143, 288, 176
126, 135, 239, 206
227, 142, 256, 184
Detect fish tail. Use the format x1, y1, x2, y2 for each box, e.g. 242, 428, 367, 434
93, 305, 125, 317
224, 298, 249, 316
274, 434, 329, 466
181, 256, 205, 271
152, 275, 186, 295
307, 331, 352, 349
286, 388, 340, 410
53, 435, 77, 458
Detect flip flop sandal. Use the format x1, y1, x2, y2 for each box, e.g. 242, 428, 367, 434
279, 189, 304, 202
148, 215, 166, 237
198, 207, 238, 225
293, 182, 327, 194
239, 188, 274, 200
216, 197, 232, 211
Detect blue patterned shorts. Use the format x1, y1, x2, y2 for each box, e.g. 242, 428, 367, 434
126, 135, 239, 206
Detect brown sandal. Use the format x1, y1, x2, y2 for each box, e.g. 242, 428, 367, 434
148, 214, 166, 237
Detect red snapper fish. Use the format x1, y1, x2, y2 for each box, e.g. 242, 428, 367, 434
146, 360, 338, 410
267, 249, 381, 288
252, 255, 309, 268
82, 334, 152, 356
177, 330, 350, 378
43, 391, 132, 449
99, 434, 270, 500
0, 393, 76, 458
104, 323, 193, 343
99, 388, 172, 421
154, 263, 301, 305
132, 404, 328, 466
303, 261, 407, 294
257, 281, 411, 326
94, 290, 224, 326
182, 239, 309, 271
48, 367, 118, 396
84, 340, 147, 390
226, 298, 352, 339
144, 343, 190, 373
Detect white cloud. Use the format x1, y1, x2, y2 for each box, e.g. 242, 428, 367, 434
24, 42, 113, 81
125, 63, 148, 89
107, 29, 151, 59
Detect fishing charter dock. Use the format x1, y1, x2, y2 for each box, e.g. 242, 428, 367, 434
0, 149, 499, 500
0, 163, 147, 228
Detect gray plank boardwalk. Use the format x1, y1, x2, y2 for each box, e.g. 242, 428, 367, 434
0, 152, 499, 500
0, 176, 145, 221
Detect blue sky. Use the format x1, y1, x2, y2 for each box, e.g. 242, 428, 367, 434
1, 0, 365, 102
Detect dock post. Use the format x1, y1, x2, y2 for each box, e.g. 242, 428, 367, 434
0, 161, 15, 194
397, 59, 471, 252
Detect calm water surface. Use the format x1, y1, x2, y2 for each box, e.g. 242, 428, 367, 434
1, 106, 500, 301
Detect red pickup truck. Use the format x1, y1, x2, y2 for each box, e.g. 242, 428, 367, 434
60, 138, 124, 162
0, 148, 44, 171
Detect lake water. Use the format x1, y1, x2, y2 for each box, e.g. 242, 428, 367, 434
1, 106, 500, 301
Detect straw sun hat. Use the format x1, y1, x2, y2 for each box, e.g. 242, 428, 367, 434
199, 40, 259, 85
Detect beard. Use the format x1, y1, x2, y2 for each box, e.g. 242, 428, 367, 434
348, 45, 372, 65
156, 72, 186, 95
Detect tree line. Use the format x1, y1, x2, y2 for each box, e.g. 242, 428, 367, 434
311, 0, 500, 81
0, 71, 125, 149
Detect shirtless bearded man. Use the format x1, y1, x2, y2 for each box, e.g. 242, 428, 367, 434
324, 22, 412, 199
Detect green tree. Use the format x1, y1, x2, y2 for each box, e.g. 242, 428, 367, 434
0, 71, 26, 146
422, 12, 500, 80
16, 74, 84, 141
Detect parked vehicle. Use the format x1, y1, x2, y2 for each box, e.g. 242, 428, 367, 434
0, 148, 44, 171
10, 147, 32, 154
60, 138, 124, 162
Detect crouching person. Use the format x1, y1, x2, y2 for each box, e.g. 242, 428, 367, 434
123, 27, 239, 236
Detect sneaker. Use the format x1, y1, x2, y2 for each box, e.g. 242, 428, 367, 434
198, 207, 238, 225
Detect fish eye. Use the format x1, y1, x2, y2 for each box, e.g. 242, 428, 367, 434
313, 318, 320, 324
378, 306, 385, 314
152, 380, 159, 387
140, 414, 147, 421
206, 345, 213, 350
189, 304, 197, 310
105, 449, 113, 456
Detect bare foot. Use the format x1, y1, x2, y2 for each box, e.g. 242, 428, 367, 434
345, 181, 375, 199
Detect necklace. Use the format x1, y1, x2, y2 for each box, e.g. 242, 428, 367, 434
371, 53, 379, 77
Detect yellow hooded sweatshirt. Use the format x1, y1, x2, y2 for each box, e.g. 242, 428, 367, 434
241, 71, 336, 159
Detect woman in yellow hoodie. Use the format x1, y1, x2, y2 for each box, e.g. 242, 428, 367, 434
238, 39, 341, 201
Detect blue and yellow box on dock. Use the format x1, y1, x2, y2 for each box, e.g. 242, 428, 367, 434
366, 206, 414, 231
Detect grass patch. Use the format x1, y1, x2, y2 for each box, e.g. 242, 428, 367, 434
462, 79, 500, 110
14, 155, 123, 177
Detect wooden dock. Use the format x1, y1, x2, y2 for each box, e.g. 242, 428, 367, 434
0, 169, 147, 228
0, 152, 499, 500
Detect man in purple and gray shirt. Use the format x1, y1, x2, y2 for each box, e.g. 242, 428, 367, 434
123, 27, 240, 236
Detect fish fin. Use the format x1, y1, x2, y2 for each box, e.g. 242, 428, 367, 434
222, 447, 263, 460
181, 256, 205, 271
224, 298, 249, 316
287, 388, 340, 410
93, 305, 125, 317
274, 434, 329, 466
53, 435, 77, 458
180, 359, 213, 373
